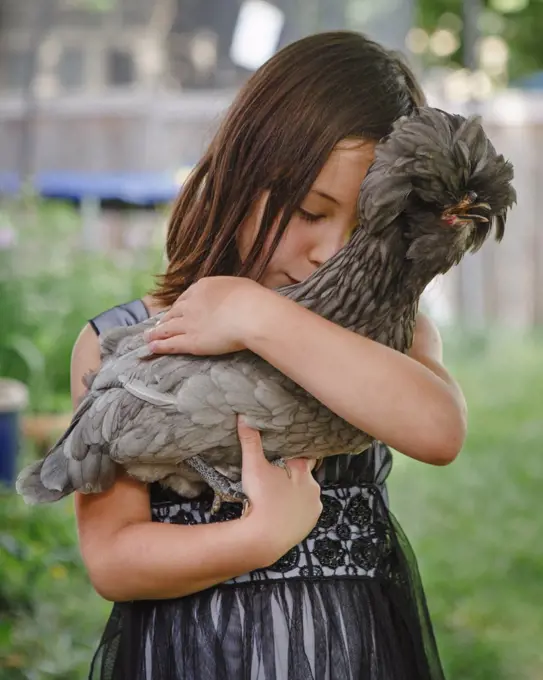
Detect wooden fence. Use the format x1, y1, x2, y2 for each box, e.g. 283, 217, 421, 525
1, 89, 542, 329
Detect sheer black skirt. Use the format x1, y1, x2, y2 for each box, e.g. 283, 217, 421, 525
89, 447, 445, 680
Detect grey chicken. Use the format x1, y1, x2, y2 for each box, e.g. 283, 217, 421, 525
17, 107, 516, 510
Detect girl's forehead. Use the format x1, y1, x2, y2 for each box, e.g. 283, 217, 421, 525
313, 140, 376, 199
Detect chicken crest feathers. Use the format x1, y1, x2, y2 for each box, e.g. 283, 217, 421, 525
358, 106, 517, 256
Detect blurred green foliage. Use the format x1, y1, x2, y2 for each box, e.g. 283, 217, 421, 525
0, 196, 163, 413
0, 196, 163, 677
416, 0, 543, 81
391, 331, 543, 680
0, 473, 110, 680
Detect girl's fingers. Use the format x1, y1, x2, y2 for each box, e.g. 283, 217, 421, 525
237, 418, 316, 478
147, 335, 188, 355
238, 417, 266, 475
145, 318, 185, 342
157, 301, 187, 325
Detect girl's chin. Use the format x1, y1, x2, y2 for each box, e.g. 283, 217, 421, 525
256, 271, 298, 289
258, 274, 284, 289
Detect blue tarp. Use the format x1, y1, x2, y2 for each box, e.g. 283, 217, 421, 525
512, 71, 543, 91
0, 169, 190, 205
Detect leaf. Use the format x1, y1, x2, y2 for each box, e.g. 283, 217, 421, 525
2, 335, 45, 379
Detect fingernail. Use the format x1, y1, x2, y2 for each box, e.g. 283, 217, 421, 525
148, 341, 158, 352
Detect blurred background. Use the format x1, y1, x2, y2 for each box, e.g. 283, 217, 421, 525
0, 1, 542, 678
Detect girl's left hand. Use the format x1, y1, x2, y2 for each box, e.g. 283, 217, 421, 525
144, 277, 269, 356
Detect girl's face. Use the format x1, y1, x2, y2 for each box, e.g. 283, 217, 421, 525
237, 138, 376, 289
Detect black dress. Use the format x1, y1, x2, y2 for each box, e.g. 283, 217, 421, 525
87, 300, 446, 680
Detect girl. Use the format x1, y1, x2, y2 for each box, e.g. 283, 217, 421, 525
74, 31, 466, 680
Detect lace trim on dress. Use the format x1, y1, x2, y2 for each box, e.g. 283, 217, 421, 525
152, 482, 393, 583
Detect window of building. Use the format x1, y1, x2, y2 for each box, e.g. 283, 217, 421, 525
106, 48, 136, 86
57, 45, 85, 90
2, 49, 35, 91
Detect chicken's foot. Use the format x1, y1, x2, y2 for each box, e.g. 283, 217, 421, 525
185, 454, 291, 514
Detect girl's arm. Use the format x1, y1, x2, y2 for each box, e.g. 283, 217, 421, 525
75, 470, 270, 602
241, 293, 466, 465
72, 325, 322, 602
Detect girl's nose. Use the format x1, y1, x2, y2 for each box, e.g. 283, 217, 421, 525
308, 228, 349, 268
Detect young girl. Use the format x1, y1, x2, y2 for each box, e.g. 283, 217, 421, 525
74, 31, 466, 680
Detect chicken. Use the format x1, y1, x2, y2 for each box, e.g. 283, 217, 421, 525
16, 107, 516, 511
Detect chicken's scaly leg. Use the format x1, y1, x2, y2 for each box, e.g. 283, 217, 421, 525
184, 455, 244, 513
184, 454, 291, 514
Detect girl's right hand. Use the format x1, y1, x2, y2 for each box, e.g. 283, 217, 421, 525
237, 417, 323, 565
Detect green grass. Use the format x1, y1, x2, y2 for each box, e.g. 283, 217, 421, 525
390, 333, 543, 680
0, 472, 110, 679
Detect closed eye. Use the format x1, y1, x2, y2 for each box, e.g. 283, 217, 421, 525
298, 208, 325, 223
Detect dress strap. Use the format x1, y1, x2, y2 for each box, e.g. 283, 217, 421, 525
89, 299, 150, 336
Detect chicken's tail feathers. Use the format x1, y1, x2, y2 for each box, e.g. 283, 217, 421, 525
15, 395, 116, 504
46, 392, 94, 461
15, 446, 117, 505
15, 457, 72, 504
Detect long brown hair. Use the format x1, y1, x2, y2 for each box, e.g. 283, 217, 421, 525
153, 31, 426, 307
